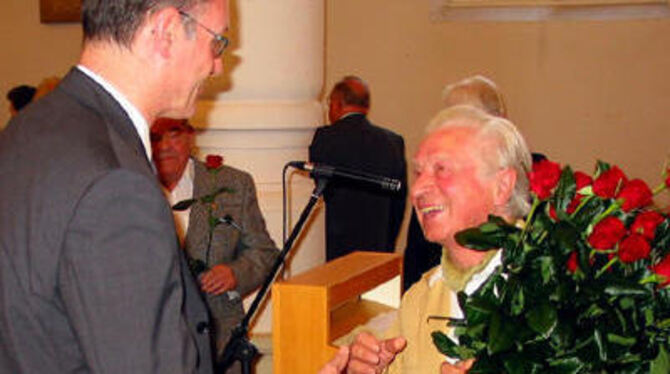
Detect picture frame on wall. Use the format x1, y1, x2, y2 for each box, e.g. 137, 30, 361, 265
40, 0, 81, 23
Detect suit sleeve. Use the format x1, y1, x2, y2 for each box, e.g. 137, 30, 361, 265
225, 173, 279, 296
389, 135, 408, 248
59, 169, 197, 374
308, 127, 325, 163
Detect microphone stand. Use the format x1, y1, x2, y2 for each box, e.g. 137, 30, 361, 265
219, 177, 329, 374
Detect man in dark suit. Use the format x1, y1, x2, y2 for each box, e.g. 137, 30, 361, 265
0, 0, 229, 372
151, 118, 279, 373
309, 76, 407, 261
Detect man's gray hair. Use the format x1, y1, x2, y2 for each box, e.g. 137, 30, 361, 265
426, 105, 531, 218
442, 75, 506, 118
82, 0, 211, 46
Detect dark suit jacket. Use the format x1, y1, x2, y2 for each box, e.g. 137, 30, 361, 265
184, 160, 278, 367
0, 68, 212, 373
309, 113, 407, 261
402, 211, 442, 293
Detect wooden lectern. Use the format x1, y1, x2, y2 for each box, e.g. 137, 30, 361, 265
272, 251, 402, 373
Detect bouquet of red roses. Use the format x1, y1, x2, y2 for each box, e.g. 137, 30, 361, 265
432, 159, 670, 373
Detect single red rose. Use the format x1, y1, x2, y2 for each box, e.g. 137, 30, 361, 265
529, 160, 562, 199
205, 154, 223, 170
588, 216, 626, 250
617, 179, 652, 212
651, 254, 670, 287
617, 234, 651, 263
630, 211, 665, 240
567, 252, 578, 273
666, 168, 670, 188
574, 171, 593, 190
593, 166, 627, 198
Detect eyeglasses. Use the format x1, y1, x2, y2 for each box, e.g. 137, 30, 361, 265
178, 10, 229, 58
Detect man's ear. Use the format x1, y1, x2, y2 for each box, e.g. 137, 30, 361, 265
145, 7, 182, 59
493, 167, 517, 208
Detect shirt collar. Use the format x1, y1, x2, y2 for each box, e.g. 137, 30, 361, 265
76, 65, 152, 161
429, 249, 502, 295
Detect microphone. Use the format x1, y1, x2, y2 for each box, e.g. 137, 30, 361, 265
219, 214, 242, 231
288, 161, 402, 192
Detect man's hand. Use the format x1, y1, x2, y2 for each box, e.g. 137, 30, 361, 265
440, 359, 474, 374
199, 264, 237, 295
319, 346, 350, 374
347, 332, 406, 374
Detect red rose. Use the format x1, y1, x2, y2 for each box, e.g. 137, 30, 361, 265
666, 168, 670, 188
529, 160, 562, 199
547, 204, 558, 221
574, 171, 593, 190
630, 211, 665, 240
567, 252, 578, 273
588, 216, 626, 250
593, 166, 627, 198
565, 171, 593, 214
651, 254, 670, 287
616, 179, 652, 212
205, 154, 223, 170
617, 234, 651, 263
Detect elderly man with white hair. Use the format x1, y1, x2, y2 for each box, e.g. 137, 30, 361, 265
321, 105, 532, 374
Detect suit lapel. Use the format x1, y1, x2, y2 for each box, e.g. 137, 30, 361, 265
58, 68, 153, 177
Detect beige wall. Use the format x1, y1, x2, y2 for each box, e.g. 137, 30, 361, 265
1, 0, 668, 232
0, 1, 81, 127
326, 0, 670, 217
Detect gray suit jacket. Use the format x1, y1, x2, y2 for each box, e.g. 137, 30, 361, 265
184, 160, 279, 363
0, 68, 212, 373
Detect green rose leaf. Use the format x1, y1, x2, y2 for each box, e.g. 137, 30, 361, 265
487, 312, 515, 354
172, 198, 197, 211
526, 302, 558, 338
547, 356, 585, 374
651, 345, 670, 374
554, 166, 576, 212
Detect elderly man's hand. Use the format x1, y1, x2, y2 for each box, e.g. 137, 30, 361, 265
318, 346, 350, 374
346, 332, 406, 374
440, 359, 474, 374
200, 264, 237, 295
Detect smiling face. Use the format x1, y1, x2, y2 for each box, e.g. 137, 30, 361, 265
164, 0, 228, 118
411, 126, 502, 249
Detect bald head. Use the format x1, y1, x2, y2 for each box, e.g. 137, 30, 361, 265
442, 75, 506, 118
328, 75, 370, 123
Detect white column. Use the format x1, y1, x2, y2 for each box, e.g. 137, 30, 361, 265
192, 0, 326, 335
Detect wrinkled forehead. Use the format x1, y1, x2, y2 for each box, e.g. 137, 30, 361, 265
413, 126, 498, 170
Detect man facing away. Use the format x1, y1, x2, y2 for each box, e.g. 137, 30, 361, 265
403, 75, 507, 292
309, 75, 407, 261
151, 118, 279, 373
320, 105, 532, 373
0, 0, 230, 372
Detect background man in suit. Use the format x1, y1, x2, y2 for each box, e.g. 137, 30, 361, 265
151, 118, 279, 372
309, 75, 407, 261
403, 75, 507, 292
0, 0, 229, 372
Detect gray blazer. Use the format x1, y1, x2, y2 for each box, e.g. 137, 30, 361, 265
0, 68, 212, 373
184, 160, 279, 364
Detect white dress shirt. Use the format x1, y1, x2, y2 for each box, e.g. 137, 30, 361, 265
76, 65, 152, 162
